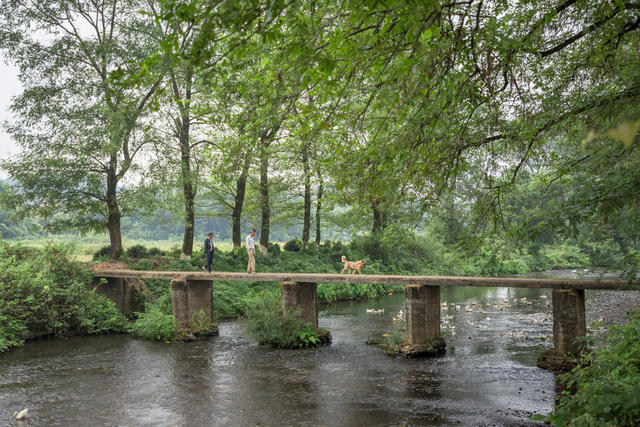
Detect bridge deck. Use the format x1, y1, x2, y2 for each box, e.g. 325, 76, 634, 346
93, 269, 635, 290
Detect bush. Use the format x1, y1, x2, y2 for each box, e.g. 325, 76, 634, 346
284, 238, 301, 252
233, 246, 248, 262
547, 311, 640, 426
131, 259, 153, 270
268, 242, 281, 254
244, 293, 324, 348
125, 244, 148, 258
93, 245, 111, 260
0, 242, 130, 352
147, 247, 166, 256
166, 245, 181, 258
132, 306, 176, 341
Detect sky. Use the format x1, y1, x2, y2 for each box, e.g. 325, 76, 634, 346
0, 61, 21, 178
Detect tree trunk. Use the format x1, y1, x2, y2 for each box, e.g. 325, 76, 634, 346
259, 143, 270, 254
106, 162, 123, 259
315, 174, 323, 245
179, 117, 195, 259
301, 143, 311, 249
232, 153, 251, 249
177, 67, 195, 259
372, 198, 386, 235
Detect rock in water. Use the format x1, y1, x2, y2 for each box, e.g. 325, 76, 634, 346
14, 408, 28, 420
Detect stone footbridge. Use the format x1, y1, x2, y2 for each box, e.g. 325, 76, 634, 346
93, 270, 635, 364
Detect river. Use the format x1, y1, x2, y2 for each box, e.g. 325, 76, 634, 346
2, 271, 631, 426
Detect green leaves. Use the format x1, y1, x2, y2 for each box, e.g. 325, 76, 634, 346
549, 312, 640, 425
0, 242, 130, 352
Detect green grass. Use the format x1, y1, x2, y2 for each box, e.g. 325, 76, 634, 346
6, 235, 286, 262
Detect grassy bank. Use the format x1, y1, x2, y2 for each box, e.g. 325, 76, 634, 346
0, 242, 130, 352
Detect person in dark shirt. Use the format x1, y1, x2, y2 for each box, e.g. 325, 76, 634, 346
203, 233, 214, 273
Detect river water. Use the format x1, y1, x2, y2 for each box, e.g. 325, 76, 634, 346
0, 282, 572, 426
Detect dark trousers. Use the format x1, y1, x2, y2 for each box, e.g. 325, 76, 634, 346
205, 252, 213, 272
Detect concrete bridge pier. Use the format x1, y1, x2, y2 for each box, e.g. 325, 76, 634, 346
171, 275, 216, 335
538, 289, 586, 370
403, 284, 446, 356
93, 277, 132, 313
281, 281, 318, 328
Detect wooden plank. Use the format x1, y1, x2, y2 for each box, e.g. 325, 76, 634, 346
92, 269, 636, 290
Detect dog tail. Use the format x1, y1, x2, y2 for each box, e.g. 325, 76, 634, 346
341, 255, 346, 262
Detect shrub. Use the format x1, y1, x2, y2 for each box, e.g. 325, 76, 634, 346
76, 294, 132, 335
284, 238, 301, 252
132, 305, 176, 341
547, 311, 640, 426
93, 245, 111, 260
125, 244, 148, 258
233, 246, 248, 262
132, 259, 153, 270
147, 247, 166, 256
268, 242, 281, 254
0, 242, 130, 352
166, 245, 181, 258
244, 293, 306, 348
132, 295, 176, 341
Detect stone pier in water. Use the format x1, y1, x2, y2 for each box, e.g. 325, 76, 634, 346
401, 284, 446, 356
94, 277, 133, 313
538, 289, 586, 370
280, 281, 318, 328
170, 276, 217, 336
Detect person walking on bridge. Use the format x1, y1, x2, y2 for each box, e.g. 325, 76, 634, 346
203, 232, 214, 273
246, 229, 256, 273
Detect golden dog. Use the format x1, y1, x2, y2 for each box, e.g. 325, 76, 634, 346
341, 255, 366, 274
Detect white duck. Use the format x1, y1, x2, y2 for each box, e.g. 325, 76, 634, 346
14, 408, 28, 420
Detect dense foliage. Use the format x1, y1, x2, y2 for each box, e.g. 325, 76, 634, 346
0, 242, 130, 352
131, 294, 176, 342
244, 293, 329, 349
548, 311, 640, 426
1, 0, 637, 263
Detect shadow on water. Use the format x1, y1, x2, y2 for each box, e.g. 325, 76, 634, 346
1, 285, 561, 426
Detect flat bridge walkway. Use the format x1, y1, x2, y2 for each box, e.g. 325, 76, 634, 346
94, 269, 634, 290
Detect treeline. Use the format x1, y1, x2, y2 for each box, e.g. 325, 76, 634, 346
0, 1, 637, 269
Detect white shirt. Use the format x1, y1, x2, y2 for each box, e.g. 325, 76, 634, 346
246, 234, 255, 250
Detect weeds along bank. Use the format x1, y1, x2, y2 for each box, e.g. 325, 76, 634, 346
543, 311, 640, 426
0, 242, 130, 352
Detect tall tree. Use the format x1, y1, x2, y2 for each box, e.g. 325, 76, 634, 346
150, 5, 204, 259
0, 0, 163, 259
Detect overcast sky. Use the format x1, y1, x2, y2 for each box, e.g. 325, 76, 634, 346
0, 61, 21, 178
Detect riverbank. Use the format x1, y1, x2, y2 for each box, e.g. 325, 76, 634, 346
546, 306, 640, 425
0, 243, 131, 352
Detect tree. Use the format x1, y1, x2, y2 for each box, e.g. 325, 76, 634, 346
0, 0, 163, 259
148, 3, 208, 259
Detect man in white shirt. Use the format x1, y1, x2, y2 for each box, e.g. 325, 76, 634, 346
246, 229, 256, 273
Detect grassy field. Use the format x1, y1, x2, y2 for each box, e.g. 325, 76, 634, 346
5, 235, 273, 262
